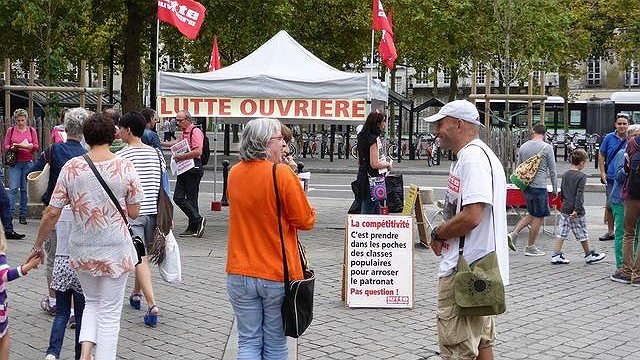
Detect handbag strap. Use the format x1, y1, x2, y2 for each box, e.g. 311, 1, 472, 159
83, 154, 134, 236
458, 144, 497, 255
272, 163, 291, 291
156, 148, 164, 194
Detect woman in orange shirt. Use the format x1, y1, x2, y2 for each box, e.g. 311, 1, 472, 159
226, 118, 316, 359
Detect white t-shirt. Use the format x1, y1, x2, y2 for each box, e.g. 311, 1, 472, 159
438, 139, 510, 285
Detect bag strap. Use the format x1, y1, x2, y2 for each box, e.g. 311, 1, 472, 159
155, 148, 164, 191
608, 139, 627, 167
272, 163, 291, 292
458, 144, 496, 256
82, 154, 134, 236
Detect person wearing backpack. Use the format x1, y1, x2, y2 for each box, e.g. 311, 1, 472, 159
162, 111, 206, 238
3, 109, 40, 225
614, 128, 640, 285
508, 123, 558, 257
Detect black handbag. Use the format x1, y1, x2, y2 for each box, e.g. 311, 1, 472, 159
272, 163, 315, 338
4, 128, 17, 166
83, 155, 145, 266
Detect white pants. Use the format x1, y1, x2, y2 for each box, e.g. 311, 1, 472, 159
77, 273, 128, 360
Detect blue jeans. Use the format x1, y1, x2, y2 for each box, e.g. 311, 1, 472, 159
226, 274, 287, 360
0, 185, 13, 232
47, 289, 85, 360
8, 161, 32, 218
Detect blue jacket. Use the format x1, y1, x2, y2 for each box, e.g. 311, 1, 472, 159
611, 147, 627, 205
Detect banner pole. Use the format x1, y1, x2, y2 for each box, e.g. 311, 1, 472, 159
156, 19, 160, 103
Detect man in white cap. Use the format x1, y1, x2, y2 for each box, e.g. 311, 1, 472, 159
426, 100, 508, 360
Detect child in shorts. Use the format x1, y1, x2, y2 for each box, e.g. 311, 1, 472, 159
551, 149, 606, 264
0, 232, 41, 359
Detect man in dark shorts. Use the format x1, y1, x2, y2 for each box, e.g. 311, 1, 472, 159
508, 123, 558, 256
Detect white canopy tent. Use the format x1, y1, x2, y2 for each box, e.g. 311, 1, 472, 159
158, 30, 387, 124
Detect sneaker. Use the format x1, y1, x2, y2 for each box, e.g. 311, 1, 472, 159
5, 230, 25, 240
524, 245, 546, 257
584, 250, 606, 264
610, 271, 631, 284
631, 278, 640, 287
179, 229, 197, 237
550, 253, 570, 264
507, 232, 518, 251
68, 314, 76, 329
40, 297, 56, 316
599, 233, 614, 241
45, 355, 57, 360
196, 218, 206, 238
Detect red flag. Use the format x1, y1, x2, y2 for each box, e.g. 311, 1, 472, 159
158, 0, 206, 40
372, 0, 393, 35
208, 35, 221, 71
378, 30, 397, 70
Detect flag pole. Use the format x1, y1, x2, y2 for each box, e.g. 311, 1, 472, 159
156, 19, 160, 105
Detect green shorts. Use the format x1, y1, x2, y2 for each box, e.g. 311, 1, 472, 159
437, 274, 496, 360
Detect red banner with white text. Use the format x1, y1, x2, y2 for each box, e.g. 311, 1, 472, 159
158, 0, 206, 40
157, 97, 368, 121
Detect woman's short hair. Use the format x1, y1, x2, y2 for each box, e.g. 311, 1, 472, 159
119, 111, 146, 137
281, 124, 293, 144
13, 108, 28, 120
83, 113, 116, 146
627, 124, 640, 136
240, 118, 281, 161
64, 108, 89, 137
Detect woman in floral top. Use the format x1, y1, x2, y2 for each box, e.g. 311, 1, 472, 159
30, 112, 144, 360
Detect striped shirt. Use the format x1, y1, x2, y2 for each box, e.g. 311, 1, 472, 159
117, 145, 166, 215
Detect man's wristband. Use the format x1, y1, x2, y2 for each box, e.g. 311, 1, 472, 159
431, 226, 446, 241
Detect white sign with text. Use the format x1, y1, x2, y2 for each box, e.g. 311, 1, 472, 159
346, 215, 413, 308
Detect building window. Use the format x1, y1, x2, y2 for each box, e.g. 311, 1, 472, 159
415, 69, 428, 84
587, 58, 601, 86
626, 62, 639, 87
476, 69, 485, 84
442, 68, 450, 85
395, 76, 403, 93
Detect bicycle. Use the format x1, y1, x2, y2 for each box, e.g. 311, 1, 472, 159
288, 142, 298, 158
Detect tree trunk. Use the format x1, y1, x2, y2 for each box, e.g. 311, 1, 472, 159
448, 67, 458, 102
559, 72, 569, 132
122, 0, 144, 112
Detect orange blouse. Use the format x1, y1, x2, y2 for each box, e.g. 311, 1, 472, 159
226, 160, 316, 282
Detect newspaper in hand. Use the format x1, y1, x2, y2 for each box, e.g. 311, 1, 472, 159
170, 139, 195, 175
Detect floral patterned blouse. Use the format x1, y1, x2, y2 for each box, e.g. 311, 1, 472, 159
49, 156, 144, 278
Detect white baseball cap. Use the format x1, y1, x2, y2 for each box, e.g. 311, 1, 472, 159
425, 100, 483, 127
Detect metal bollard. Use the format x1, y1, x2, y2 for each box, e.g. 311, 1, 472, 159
221, 160, 230, 206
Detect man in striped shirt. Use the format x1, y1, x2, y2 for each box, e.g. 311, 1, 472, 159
116, 111, 165, 326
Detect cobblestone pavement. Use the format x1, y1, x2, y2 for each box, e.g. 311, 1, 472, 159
7, 164, 638, 359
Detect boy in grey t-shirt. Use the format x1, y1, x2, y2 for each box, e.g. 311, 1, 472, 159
551, 149, 606, 264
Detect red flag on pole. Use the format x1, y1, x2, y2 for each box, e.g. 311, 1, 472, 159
372, 0, 393, 35
208, 35, 221, 71
378, 30, 397, 70
158, 0, 206, 40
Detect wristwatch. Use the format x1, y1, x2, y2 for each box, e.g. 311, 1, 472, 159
431, 226, 446, 241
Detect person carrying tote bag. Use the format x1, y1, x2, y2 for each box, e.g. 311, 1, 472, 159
225, 118, 316, 358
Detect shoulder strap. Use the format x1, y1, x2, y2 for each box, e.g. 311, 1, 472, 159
156, 148, 164, 187
82, 155, 133, 235
611, 140, 627, 162
273, 163, 291, 291
458, 144, 496, 255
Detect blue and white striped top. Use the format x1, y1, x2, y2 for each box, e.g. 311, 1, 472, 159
117, 145, 166, 215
